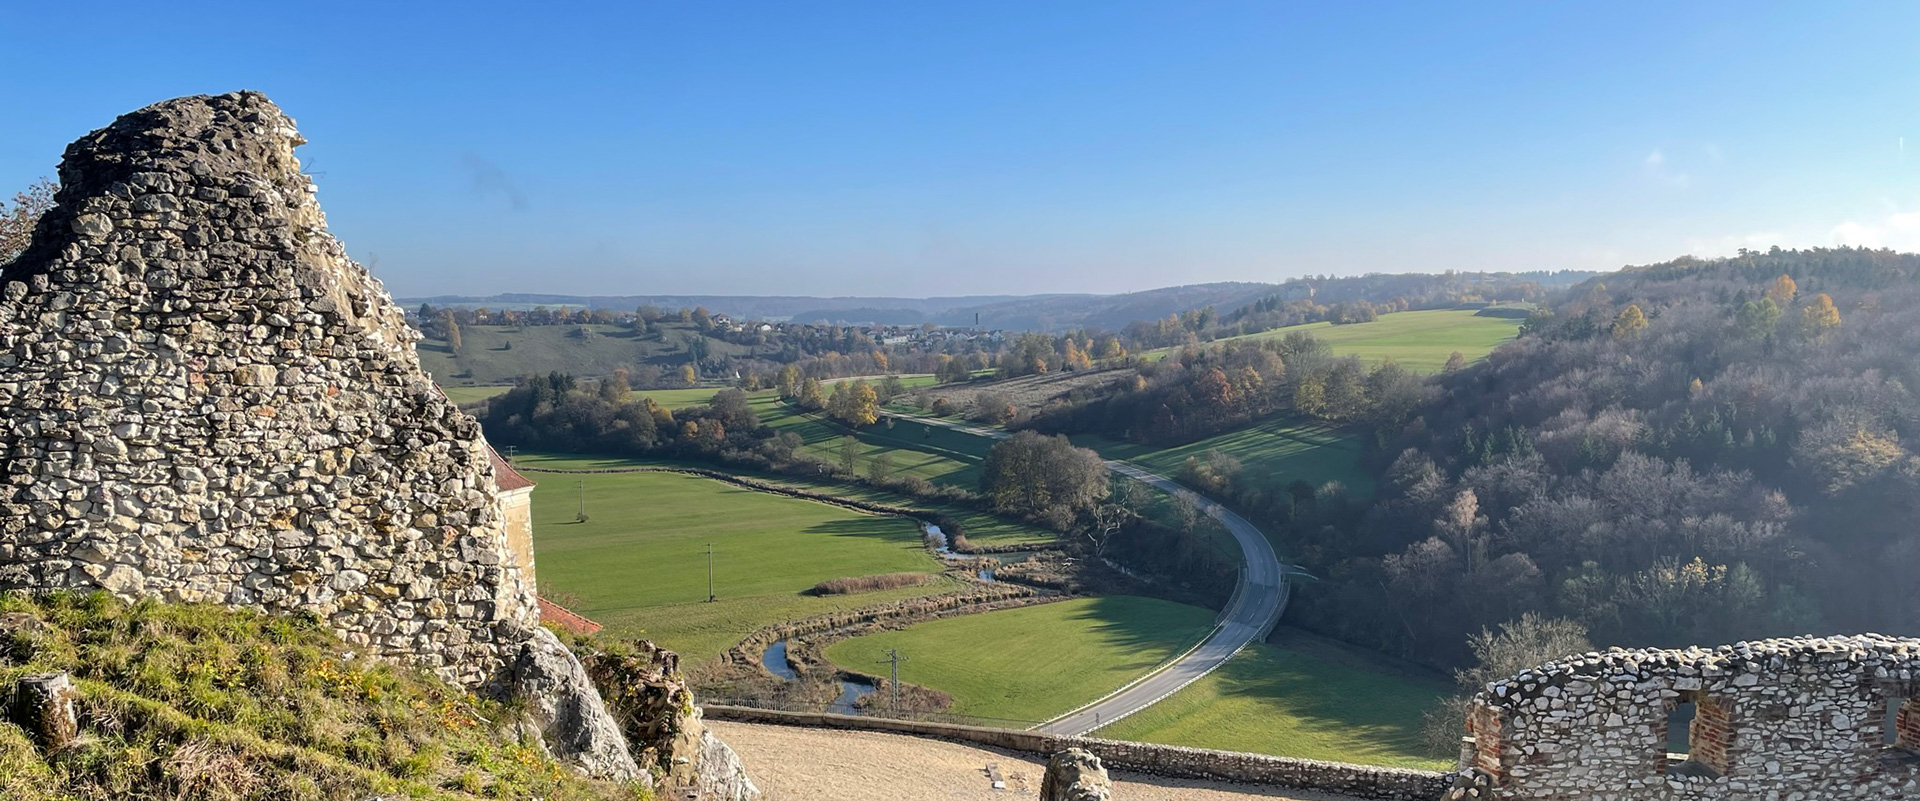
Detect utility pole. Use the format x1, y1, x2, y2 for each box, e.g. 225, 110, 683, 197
878, 648, 907, 715
576, 479, 585, 521
706, 543, 716, 602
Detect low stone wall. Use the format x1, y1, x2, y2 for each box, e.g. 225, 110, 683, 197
1461, 634, 1920, 800
704, 705, 1449, 800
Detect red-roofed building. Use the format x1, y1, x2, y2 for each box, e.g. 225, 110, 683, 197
489, 447, 539, 585
538, 596, 604, 637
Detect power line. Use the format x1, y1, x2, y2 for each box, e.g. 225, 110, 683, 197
877, 648, 907, 715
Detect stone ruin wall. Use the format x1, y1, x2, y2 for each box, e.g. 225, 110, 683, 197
0, 92, 538, 688
1458, 634, 1920, 800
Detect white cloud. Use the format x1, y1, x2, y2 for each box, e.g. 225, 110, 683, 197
1829, 208, 1920, 251
1643, 148, 1690, 188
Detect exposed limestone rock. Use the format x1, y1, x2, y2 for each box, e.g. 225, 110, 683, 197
585, 639, 762, 799
511, 628, 643, 782
1041, 748, 1112, 801
693, 729, 761, 801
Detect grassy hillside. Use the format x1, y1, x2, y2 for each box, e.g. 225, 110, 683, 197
419, 322, 758, 386
0, 593, 635, 801
1151, 309, 1522, 372
1077, 418, 1375, 498
823, 596, 1215, 724
750, 393, 990, 488
1096, 628, 1451, 770
519, 456, 956, 664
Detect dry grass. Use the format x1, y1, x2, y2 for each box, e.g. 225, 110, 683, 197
808, 573, 935, 596
0, 592, 641, 801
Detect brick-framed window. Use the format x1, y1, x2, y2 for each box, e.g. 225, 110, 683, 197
1661, 690, 1730, 777
1896, 697, 1920, 752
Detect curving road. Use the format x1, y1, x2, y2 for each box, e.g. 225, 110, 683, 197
889, 412, 1290, 736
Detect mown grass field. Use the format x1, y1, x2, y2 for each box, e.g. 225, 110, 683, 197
1096, 627, 1451, 770
518, 453, 955, 663
1146, 309, 1522, 373
437, 384, 514, 406
1077, 417, 1376, 498
749, 391, 991, 488
823, 596, 1216, 724
1236, 309, 1520, 372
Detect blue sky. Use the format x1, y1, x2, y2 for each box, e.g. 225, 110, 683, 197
4, 1, 1917, 298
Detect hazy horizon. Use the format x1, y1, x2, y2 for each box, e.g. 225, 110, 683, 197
5, 2, 1917, 298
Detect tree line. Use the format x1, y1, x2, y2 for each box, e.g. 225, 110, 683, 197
1267, 247, 1920, 668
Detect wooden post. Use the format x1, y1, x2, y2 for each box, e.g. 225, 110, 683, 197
11, 672, 79, 751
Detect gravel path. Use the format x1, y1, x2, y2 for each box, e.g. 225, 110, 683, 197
711, 721, 1364, 801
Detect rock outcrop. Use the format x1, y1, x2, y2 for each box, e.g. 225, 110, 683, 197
586, 638, 761, 799
0, 91, 652, 783
512, 628, 643, 781
1041, 748, 1113, 801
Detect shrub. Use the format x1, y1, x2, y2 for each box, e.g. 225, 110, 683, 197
808, 573, 933, 596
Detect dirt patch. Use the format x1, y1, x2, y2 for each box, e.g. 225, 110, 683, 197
711, 721, 1369, 801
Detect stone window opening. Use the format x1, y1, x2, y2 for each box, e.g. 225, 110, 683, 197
1893, 696, 1920, 752
1665, 690, 1728, 778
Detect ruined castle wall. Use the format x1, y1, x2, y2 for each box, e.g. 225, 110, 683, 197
0, 92, 539, 687
1459, 634, 1920, 800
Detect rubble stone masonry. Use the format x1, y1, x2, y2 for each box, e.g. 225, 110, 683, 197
0, 92, 538, 688
1459, 634, 1920, 800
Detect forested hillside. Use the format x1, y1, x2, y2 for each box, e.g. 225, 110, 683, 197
1290, 247, 1920, 666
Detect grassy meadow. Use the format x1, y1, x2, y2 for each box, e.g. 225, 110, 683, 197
437, 384, 514, 406
1096, 627, 1451, 770
823, 596, 1216, 724
519, 453, 955, 663
749, 391, 992, 488
1077, 417, 1375, 498
1149, 309, 1522, 372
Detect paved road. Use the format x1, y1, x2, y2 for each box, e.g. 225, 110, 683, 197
889, 413, 1290, 735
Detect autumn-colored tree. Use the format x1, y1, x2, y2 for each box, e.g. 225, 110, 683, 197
1442, 351, 1467, 372
1611, 304, 1648, 340
598, 369, 630, 403
1096, 336, 1126, 360
643, 397, 674, 427
797, 377, 827, 411
777, 365, 801, 398
1766, 273, 1798, 305
679, 363, 698, 387
828, 380, 879, 426
442, 312, 463, 352
0, 178, 56, 265
872, 350, 889, 372
1799, 293, 1841, 338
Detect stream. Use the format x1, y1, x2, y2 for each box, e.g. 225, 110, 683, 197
763, 638, 879, 714
924, 523, 997, 582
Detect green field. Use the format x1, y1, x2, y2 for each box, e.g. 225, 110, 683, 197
438, 384, 514, 406
420, 321, 767, 385
749, 391, 992, 488
635, 386, 748, 410
1097, 628, 1451, 770
519, 453, 956, 663
1151, 309, 1522, 373
823, 596, 1216, 724
517, 450, 1053, 549
1078, 417, 1375, 499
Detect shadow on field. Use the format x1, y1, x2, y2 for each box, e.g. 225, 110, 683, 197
798, 516, 929, 550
